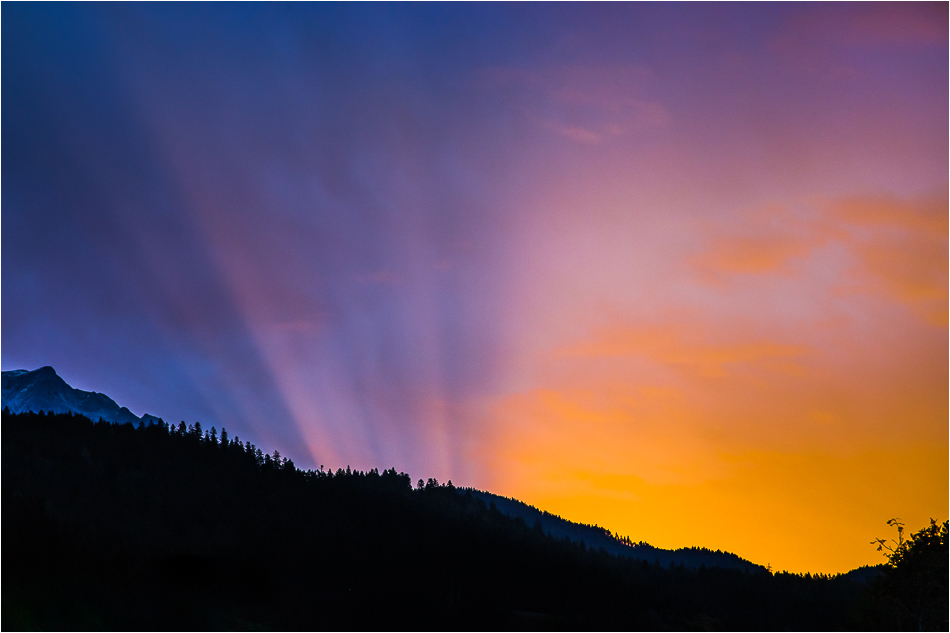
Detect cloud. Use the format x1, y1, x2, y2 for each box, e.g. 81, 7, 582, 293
478, 63, 670, 143
831, 193, 948, 235
692, 231, 815, 276
540, 122, 604, 145
689, 204, 826, 280
764, 4, 947, 87
689, 192, 948, 325
843, 3, 948, 47
559, 322, 810, 378
773, 4, 948, 67
830, 193, 948, 325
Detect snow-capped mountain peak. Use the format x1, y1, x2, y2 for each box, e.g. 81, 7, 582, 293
1, 366, 158, 426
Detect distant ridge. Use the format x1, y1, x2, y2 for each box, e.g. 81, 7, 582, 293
466, 488, 763, 572
1, 366, 158, 427
0, 366, 762, 573
5, 409, 878, 630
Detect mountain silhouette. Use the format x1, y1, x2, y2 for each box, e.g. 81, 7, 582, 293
0, 366, 758, 573
4, 408, 879, 630
1, 366, 156, 426
7, 369, 938, 630
466, 489, 763, 572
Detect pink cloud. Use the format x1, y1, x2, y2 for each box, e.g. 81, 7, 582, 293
830, 193, 949, 325
831, 193, 948, 235
688, 192, 947, 324
478, 63, 670, 143
845, 3, 948, 47
689, 204, 825, 281
556, 322, 812, 382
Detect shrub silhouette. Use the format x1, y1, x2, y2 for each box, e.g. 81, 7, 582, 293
866, 518, 948, 631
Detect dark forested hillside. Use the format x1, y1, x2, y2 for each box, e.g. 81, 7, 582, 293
2, 410, 938, 631
465, 489, 763, 572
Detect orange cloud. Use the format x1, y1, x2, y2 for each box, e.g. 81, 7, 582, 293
689, 204, 828, 280
851, 235, 947, 322
830, 193, 948, 325
831, 193, 948, 235
559, 323, 810, 378
690, 192, 948, 324
692, 231, 815, 275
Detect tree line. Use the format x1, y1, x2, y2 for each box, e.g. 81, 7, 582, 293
3, 409, 945, 630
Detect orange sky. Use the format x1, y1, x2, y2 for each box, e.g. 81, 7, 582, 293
448, 11, 948, 572
470, 187, 947, 574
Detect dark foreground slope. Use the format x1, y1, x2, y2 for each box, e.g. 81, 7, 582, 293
466, 490, 761, 572
0, 411, 893, 631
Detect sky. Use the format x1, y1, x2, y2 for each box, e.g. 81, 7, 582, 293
2, 3, 946, 574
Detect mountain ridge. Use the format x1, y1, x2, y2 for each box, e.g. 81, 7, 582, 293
1, 366, 157, 426
7, 408, 883, 630
0, 366, 829, 575
465, 488, 764, 572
